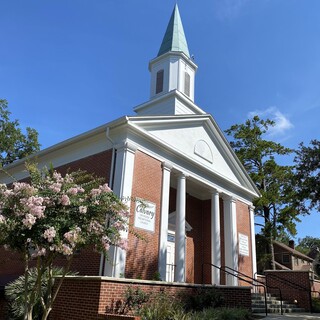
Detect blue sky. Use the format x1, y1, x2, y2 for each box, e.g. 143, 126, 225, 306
1, 0, 319, 241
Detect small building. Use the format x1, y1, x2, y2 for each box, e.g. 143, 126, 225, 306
0, 4, 259, 288
273, 240, 314, 272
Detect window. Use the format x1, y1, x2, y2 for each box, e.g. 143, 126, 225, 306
184, 72, 190, 96
156, 69, 164, 94
283, 253, 290, 264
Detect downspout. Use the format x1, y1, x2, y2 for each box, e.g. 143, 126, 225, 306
99, 127, 117, 276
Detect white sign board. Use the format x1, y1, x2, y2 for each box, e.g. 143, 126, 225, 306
134, 200, 156, 232
239, 233, 249, 256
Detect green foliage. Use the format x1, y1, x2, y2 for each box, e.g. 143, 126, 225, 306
183, 287, 223, 312
225, 116, 299, 269
0, 99, 40, 167
0, 166, 129, 320
151, 271, 162, 281
296, 236, 320, 277
294, 139, 320, 213
312, 297, 320, 313
138, 291, 185, 320
5, 267, 76, 320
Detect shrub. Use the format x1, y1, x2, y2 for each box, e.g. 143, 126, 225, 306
5, 267, 76, 320
183, 287, 223, 311
138, 291, 184, 320
312, 297, 320, 313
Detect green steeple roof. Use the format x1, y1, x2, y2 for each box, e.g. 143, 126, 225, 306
157, 4, 190, 58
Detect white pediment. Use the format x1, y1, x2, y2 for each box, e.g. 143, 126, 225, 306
138, 118, 241, 185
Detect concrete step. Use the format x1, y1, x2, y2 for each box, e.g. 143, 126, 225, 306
251, 293, 305, 314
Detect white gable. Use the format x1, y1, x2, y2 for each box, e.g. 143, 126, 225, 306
146, 122, 241, 185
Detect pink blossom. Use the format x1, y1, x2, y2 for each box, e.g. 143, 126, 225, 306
119, 210, 130, 218
117, 238, 128, 250
90, 188, 101, 196
43, 227, 56, 242
4, 189, 13, 197
61, 244, 73, 255
20, 196, 46, 218
99, 183, 112, 193
52, 172, 63, 182
13, 182, 35, 194
31, 247, 46, 258
67, 187, 78, 195
48, 183, 62, 193
0, 214, 5, 224
88, 220, 103, 234
101, 236, 110, 251
64, 227, 81, 246
113, 220, 125, 231
22, 214, 36, 229
60, 194, 70, 206
79, 206, 87, 214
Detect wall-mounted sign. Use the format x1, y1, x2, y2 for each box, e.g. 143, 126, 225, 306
134, 200, 156, 232
239, 233, 249, 256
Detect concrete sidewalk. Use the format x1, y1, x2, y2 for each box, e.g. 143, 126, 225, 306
256, 313, 320, 319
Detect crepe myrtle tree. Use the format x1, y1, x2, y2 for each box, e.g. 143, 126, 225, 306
0, 163, 130, 320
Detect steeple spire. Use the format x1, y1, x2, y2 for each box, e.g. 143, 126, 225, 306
157, 4, 190, 58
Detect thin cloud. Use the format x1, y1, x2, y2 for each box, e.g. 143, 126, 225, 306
213, 0, 250, 20
248, 107, 294, 137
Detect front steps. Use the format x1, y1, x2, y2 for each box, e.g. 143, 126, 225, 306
251, 293, 306, 314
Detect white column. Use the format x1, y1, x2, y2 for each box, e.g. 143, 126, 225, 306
174, 173, 186, 282
103, 141, 136, 278
158, 162, 172, 281
249, 205, 257, 280
223, 195, 238, 286
211, 189, 221, 284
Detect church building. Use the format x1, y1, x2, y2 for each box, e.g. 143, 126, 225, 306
0, 4, 259, 287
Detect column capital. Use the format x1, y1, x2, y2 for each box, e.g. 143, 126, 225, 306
249, 204, 255, 211
222, 194, 237, 203
210, 188, 221, 196
177, 171, 188, 179
162, 161, 173, 171
115, 141, 137, 154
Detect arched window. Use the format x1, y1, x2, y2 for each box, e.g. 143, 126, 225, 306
184, 72, 190, 96
156, 69, 164, 94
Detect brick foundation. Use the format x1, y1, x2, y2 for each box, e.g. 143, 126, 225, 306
51, 276, 252, 319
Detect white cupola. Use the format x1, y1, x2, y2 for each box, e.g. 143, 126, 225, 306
134, 5, 204, 116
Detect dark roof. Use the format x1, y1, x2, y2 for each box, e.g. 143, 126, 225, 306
273, 240, 313, 262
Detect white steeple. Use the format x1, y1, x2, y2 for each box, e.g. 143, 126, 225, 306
134, 5, 204, 116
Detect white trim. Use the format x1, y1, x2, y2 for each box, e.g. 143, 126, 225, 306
211, 189, 221, 284
158, 162, 172, 281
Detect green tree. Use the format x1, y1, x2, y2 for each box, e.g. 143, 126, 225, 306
0, 164, 129, 320
0, 99, 40, 167
296, 236, 320, 277
294, 140, 320, 213
225, 116, 299, 270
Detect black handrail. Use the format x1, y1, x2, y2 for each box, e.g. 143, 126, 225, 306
202, 263, 284, 316
265, 272, 318, 313
222, 265, 283, 315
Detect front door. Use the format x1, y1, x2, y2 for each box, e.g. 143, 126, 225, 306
166, 232, 175, 282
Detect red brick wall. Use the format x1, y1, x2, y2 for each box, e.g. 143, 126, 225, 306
125, 151, 162, 280
55, 149, 113, 184
237, 201, 253, 285
185, 195, 206, 284
51, 277, 252, 320
265, 270, 312, 311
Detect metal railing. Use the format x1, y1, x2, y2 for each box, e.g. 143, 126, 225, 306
166, 263, 176, 282
202, 263, 284, 316
265, 272, 320, 313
